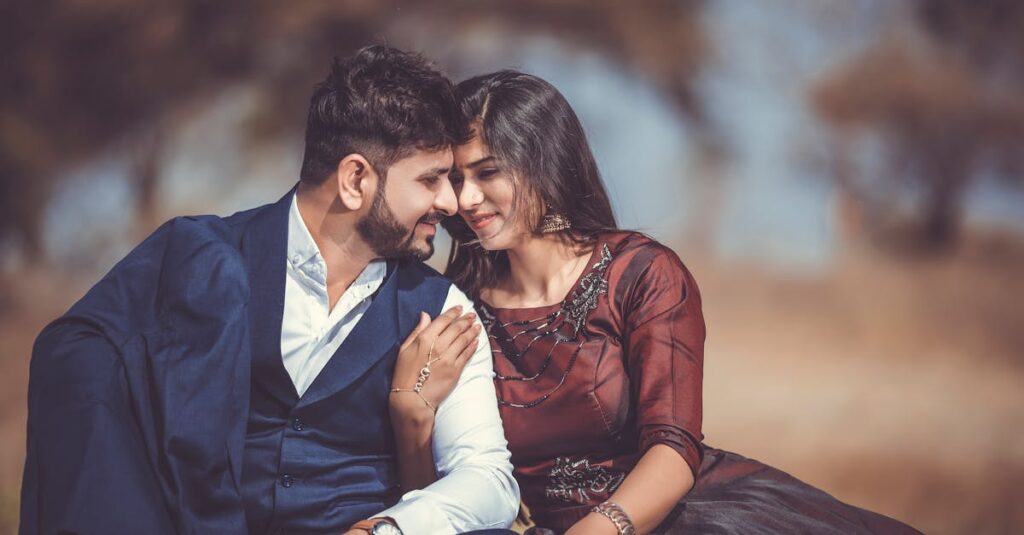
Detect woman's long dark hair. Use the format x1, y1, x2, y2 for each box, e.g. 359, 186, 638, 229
442, 71, 618, 299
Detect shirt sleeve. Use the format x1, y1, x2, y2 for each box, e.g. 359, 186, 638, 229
376, 284, 520, 534
620, 243, 706, 478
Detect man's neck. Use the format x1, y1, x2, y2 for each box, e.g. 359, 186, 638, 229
295, 182, 379, 310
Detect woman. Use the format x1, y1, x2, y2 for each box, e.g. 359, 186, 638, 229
398, 70, 921, 534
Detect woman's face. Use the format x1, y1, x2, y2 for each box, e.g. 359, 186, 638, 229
451, 134, 532, 251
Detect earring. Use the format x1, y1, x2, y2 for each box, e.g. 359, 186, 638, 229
538, 213, 571, 233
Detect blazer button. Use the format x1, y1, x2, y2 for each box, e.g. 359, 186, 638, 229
291, 418, 304, 431
280, 474, 294, 488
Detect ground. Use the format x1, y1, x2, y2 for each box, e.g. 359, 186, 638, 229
2, 230, 1021, 534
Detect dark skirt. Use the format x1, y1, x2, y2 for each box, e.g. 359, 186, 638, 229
527, 447, 922, 535
652, 448, 922, 535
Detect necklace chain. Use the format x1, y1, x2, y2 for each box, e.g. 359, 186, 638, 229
482, 245, 614, 409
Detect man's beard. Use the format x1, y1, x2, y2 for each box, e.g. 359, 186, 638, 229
356, 186, 441, 261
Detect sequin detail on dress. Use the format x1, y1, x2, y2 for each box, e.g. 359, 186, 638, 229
565, 245, 613, 336
483, 244, 615, 409
545, 456, 625, 505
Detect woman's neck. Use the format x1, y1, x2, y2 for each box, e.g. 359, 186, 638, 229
495, 234, 592, 308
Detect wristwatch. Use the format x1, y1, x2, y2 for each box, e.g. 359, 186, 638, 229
371, 520, 403, 535
351, 518, 403, 535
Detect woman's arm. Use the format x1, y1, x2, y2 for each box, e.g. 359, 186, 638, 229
389, 391, 437, 491
377, 286, 519, 532
388, 305, 481, 491
566, 445, 694, 534
569, 241, 706, 534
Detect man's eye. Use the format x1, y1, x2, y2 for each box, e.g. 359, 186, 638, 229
449, 173, 464, 185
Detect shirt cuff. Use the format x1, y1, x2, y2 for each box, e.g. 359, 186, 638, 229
377, 490, 456, 535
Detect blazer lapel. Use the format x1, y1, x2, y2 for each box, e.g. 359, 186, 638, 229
298, 263, 401, 408
240, 187, 299, 405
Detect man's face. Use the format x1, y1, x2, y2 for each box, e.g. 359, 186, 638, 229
356, 148, 457, 261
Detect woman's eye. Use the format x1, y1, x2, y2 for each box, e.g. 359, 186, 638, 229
478, 168, 498, 179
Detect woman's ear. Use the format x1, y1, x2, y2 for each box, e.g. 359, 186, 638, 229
335, 154, 378, 211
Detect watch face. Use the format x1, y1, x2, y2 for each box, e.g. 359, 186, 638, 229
372, 522, 403, 535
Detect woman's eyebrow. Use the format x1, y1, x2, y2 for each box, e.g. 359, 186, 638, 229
464, 155, 496, 169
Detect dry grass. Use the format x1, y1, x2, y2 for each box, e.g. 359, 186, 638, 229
690, 230, 1024, 535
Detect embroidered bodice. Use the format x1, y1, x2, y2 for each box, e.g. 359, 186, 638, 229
478, 231, 707, 530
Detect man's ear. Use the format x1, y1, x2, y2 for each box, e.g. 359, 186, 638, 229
335, 154, 378, 211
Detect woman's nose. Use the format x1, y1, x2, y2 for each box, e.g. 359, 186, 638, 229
458, 180, 484, 211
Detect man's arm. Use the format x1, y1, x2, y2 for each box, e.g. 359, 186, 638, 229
374, 285, 520, 534
22, 322, 178, 535
22, 218, 251, 535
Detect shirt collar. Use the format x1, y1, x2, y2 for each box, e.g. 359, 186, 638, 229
287, 193, 320, 269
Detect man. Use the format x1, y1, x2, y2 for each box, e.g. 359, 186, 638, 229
21, 46, 519, 535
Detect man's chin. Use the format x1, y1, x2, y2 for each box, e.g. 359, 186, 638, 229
381, 236, 434, 262
408, 237, 435, 261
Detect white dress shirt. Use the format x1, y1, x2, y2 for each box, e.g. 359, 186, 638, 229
281, 195, 519, 534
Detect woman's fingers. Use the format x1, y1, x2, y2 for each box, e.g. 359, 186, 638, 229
433, 312, 477, 359
441, 322, 481, 361
454, 332, 480, 366
417, 305, 464, 349
399, 311, 431, 352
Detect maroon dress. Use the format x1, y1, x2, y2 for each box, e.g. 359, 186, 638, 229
479, 231, 920, 534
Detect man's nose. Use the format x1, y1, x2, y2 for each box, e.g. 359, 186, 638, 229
435, 179, 458, 217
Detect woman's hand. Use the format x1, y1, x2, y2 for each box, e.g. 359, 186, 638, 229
390, 305, 481, 420
389, 306, 481, 491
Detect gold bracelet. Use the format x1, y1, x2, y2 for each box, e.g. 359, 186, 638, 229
592, 501, 635, 535
389, 338, 442, 413
389, 388, 437, 413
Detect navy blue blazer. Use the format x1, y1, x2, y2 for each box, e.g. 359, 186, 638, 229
20, 190, 450, 534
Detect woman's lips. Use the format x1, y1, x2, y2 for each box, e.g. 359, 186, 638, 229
468, 213, 497, 231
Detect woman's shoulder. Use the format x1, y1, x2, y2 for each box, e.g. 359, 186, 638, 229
595, 231, 700, 304
598, 231, 691, 271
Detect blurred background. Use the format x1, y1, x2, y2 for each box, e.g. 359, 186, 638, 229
2, 0, 1023, 533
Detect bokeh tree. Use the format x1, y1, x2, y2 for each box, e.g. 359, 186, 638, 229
0, 0, 715, 264
812, 0, 1024, 252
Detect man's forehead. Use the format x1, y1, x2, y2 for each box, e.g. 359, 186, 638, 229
393, 147, 453, 173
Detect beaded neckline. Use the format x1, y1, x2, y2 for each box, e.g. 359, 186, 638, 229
480, 244, 614, 408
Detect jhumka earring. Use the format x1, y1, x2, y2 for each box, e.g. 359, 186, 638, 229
538, 213, 571, 233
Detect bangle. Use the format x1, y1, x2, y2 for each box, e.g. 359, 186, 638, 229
389, 388, 437, 413
591, 501, 636, 535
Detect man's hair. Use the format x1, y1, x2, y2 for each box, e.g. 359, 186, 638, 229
299, 45, 461, 184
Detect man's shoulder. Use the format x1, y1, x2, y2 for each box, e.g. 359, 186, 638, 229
163, 214, 235, 241
159, 216, 249, 292
159, 195, 279, 252
395, 259, 447, 281
221, 203, 269, 230
394, 260, 455, 302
